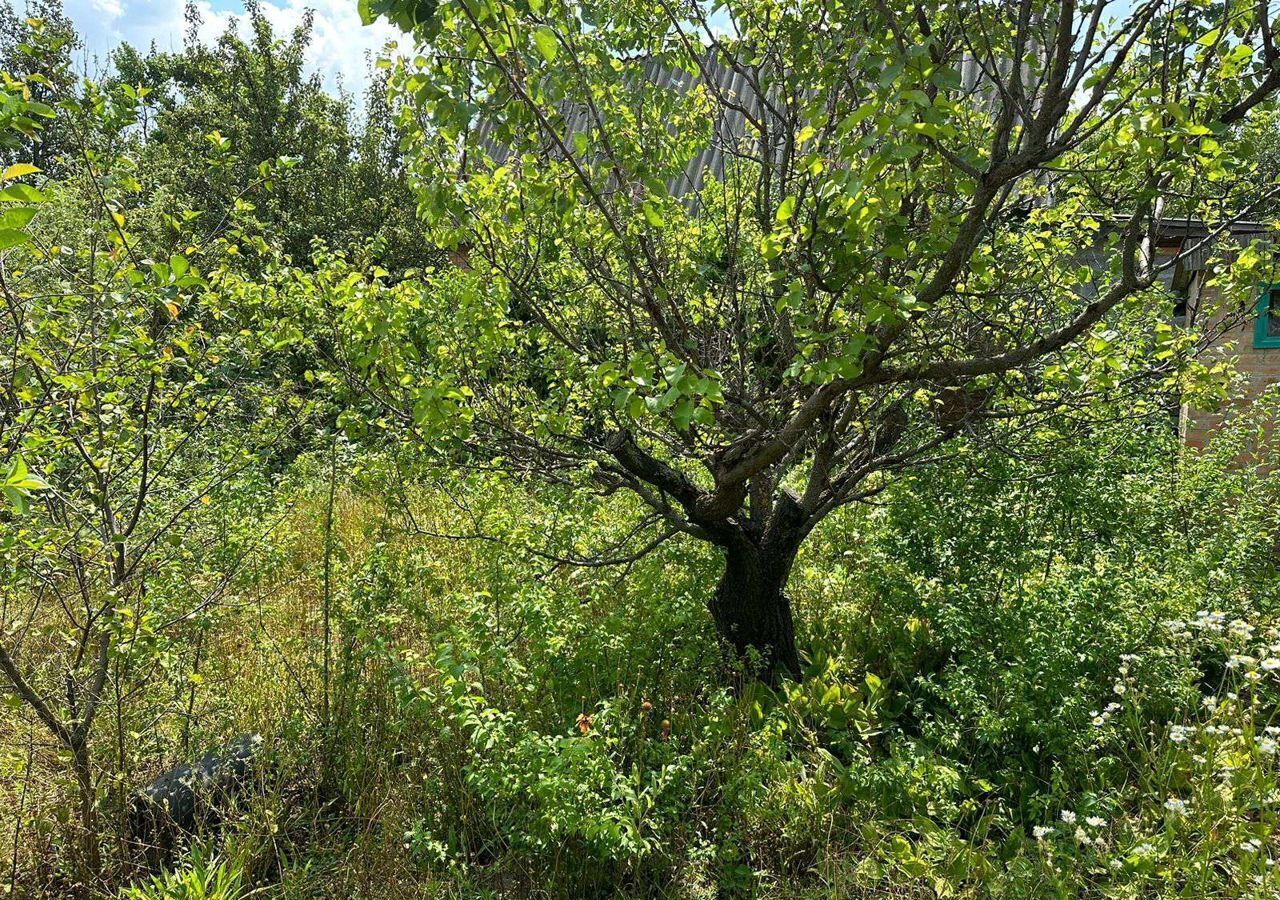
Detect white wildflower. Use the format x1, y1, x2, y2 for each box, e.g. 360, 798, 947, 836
1196, 611, 1226, 633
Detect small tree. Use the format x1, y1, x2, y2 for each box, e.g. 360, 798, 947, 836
359, 0, 1280, 679
0, 28, 293, 883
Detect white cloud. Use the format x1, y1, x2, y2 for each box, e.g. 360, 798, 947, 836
88, 0, 124, 16
57, 0, 403, 96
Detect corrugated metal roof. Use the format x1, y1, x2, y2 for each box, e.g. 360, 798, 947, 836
468, 51, 784, 204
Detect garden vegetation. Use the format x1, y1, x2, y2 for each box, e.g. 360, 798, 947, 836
3, 0, 1280, 896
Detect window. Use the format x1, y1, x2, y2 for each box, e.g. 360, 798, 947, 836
1257, 285, 1280, 349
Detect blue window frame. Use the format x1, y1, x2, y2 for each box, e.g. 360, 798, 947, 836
1257, 284, 1280, 349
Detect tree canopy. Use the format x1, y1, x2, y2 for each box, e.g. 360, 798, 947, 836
344, 0, 1280, 676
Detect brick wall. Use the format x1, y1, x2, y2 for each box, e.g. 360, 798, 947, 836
1181, 293, 1280, 449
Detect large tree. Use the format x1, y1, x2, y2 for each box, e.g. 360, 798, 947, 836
355, 0, 1280, 679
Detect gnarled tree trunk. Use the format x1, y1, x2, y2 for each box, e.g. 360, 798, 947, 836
709, 530, 802, 683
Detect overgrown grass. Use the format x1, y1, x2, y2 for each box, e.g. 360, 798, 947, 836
4, 408, 1280, 897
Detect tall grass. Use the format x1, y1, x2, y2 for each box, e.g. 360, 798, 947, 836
2, 405, 1280, 897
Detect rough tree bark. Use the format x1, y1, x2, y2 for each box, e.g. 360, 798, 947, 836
706, 490, 810, 683
71, 737, 100, 883
710, 531, 802, 683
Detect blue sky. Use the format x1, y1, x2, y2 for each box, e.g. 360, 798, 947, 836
48, 0, 1144, 97
56, 0, 401, 95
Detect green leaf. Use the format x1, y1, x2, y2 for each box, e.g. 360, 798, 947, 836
0, 229, 29, 250
8, 473, 49, 491
0, 207, 35, 230
673, 398, 694, 431
0, 184, 46, 203
776, 196, 796, 223
641, 202, 664, 228
5, 456, 26, 484
533, 27, 559, 63
2, 486, 28, 515
3, 456, 49, 514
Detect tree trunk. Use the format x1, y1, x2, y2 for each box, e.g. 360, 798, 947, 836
71, 735, 100, 891
709, 533, 802, 683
